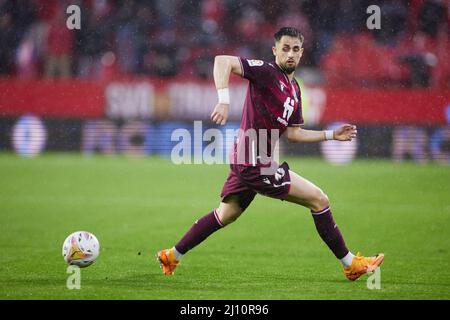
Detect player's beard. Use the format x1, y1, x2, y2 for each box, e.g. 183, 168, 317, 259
281, 62, 296, 75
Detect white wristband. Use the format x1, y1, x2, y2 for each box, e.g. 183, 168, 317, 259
217, 88, 230, 105
324, 130, 334, 140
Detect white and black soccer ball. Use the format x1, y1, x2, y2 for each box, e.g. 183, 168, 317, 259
62, 231, 100, 268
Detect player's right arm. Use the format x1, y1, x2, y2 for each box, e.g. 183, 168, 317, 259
286, 124, 357, 143
211, 56, 243, 125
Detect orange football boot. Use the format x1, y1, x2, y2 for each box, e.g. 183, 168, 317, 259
156, 248, 180, 275
344, 252, 384, 281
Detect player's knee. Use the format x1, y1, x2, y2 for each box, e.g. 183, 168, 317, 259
311, 190, 330, 212
221, 214, 239, 225
217, 207, 242, 226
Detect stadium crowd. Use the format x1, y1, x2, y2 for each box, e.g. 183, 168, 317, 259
0, 0, 449, 88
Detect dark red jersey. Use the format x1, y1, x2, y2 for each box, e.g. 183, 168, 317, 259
231, 57, 304, 166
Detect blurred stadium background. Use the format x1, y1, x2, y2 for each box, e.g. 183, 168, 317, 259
0, 0, 449, 161
1, 0, 450, 300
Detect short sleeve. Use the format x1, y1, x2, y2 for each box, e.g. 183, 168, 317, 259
288, 104, 304, 127
239, 57, 274, 86
288, 83, 304, 127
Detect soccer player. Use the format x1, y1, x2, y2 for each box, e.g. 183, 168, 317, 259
157, 27, 384, 281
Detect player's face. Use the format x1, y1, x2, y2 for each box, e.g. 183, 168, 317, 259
272, 36, 304, 75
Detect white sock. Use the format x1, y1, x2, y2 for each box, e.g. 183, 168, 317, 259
340, 251, 355, 268
172, 247, 183, 261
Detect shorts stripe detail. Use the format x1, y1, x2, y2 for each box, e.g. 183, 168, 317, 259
311, 206, 331, 215
273, 181, 291, 188
213, 209, 224, 227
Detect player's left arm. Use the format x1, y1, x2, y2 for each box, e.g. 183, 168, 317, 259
286, 124, 357, 143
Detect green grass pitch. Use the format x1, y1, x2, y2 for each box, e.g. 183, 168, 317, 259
0, 153, 449, 300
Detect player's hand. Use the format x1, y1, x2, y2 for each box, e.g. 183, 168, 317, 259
211, 103, 229, 125
334, 124, 357, 141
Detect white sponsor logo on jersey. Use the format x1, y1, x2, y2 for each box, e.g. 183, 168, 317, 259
277, 117, 288, 126
247, 59, 264, 67
283, 97, 294, 121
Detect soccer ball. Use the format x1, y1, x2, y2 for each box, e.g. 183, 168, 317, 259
62, 231, 100, 268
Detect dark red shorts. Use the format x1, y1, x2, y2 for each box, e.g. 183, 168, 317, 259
220, 161, 291, 211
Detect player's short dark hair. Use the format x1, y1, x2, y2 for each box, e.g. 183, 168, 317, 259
274, 27, 304, 44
